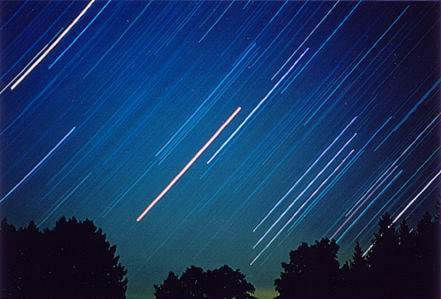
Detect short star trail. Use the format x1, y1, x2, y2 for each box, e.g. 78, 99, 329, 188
1, 1, 439, 298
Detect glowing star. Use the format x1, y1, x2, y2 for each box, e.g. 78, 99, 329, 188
136, 107, 241, 221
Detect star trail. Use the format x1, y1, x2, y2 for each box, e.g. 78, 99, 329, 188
137, 106, 241, 221
1, 1, 440, 298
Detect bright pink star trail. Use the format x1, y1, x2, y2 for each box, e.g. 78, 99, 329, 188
136, 107, 241, 222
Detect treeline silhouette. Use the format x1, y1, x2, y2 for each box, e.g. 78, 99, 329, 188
274, 211, 440, 299
1, 217, 127, 299
154, 210, 440, 299
1, 208, 439, 299
154, 265, 256, 299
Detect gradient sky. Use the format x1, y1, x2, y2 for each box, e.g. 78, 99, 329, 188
1, 1, 440, 298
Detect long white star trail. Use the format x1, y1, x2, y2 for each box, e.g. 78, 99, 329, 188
3, 0, 95, 92
136, 107, 241, 221
0, 127, 76, 204
49, 0, 111, 69
0, 27, 65, 95
392, 168, 441, 225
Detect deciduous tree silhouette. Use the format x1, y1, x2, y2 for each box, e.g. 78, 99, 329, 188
274, 238, 342, 299
154, 265, 256, 299
1, 217, 128, 299
206, 265, 256, 299
154, 272, 190, 298
179, 265, 206, 298
0, 220, 46, 298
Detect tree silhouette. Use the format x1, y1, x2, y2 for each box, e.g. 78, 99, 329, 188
413, 211, 440, 298
179, 265, 206, 298
154, 265, 256, 299
274, 238, 342, 298
154, 272, 190, 298
1, 217, 127, 299
395, 219, 417, 298
365, 213, 400, 298
343, 240, 370, 298
274, 208, 440, 299
0, 220, 46, 298
2, 208, 440, 299
205, 265, 256, 299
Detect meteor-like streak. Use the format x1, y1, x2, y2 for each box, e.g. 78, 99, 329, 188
253, 116, 358, 232
250, 149, 355, 266
206, 47, 309, 165
253, 133, 357, 249
0, 127, 77, 204
136, 107, 241, 222
392, 168, 441, 225
6, 0, 95, 91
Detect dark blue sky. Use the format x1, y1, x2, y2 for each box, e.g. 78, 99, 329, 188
1, 1, 440, 298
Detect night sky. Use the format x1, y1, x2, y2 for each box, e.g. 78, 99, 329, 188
1, 1, 440, 298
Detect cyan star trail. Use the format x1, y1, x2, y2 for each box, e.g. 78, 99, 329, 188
1, 1, 440, 298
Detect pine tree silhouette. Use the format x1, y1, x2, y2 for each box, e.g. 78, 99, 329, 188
344, 241, 370, 298
414, 212, 440, 298
366, 213, 400, 298
395, 219, 417, 298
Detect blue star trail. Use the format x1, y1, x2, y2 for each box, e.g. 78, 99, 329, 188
1, 1, 439, 298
